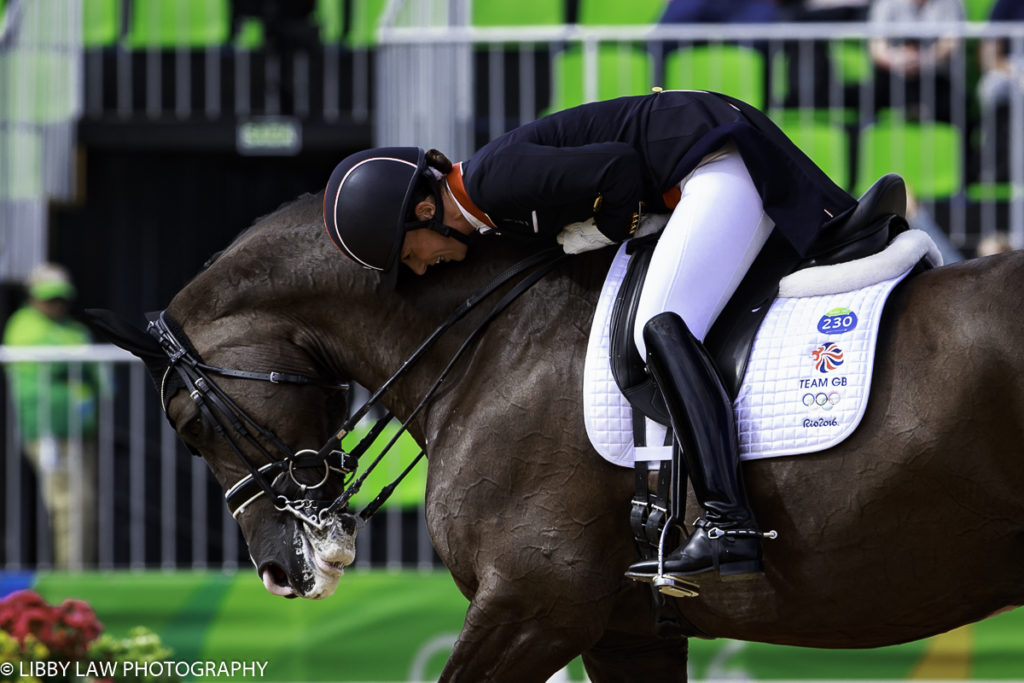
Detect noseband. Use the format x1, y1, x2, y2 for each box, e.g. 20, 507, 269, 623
148, 247, 566, 531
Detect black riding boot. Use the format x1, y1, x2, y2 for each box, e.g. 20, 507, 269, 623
626, 312, 767, 582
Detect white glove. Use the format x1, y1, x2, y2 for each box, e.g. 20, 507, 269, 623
556, 218, 615, 255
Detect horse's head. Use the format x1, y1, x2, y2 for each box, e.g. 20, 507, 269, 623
86, 301, 361, 600
86, 192, 592, 603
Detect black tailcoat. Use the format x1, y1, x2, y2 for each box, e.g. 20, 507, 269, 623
461, 90, 856, 256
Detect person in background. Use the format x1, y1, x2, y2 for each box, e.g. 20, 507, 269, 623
3, 263, 101, 569
868, 0, 965, 121
977, 0, 1024, 181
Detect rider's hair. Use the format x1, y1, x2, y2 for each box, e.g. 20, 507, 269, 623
406, 149, 453, 219
425, 148, 453, 174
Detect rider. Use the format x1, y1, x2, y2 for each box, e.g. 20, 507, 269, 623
322, 89, 857, 585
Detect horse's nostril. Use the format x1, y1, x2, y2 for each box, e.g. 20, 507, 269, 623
266, 563, 288, 586
259, 562, 296, 597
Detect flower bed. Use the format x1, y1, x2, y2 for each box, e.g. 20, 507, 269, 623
0, 591, 176, 683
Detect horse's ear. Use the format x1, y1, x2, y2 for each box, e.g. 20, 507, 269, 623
83, 308, 165, 363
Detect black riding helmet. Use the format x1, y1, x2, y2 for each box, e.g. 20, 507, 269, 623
323, 146, 469, 284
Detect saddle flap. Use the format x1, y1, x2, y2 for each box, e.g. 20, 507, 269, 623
608, 238, 669, 425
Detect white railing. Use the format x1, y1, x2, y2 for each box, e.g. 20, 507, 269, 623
0, 343, 239, 571
0, 344, 435, 572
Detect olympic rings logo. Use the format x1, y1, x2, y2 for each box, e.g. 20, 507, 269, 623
802, 391, 841, 411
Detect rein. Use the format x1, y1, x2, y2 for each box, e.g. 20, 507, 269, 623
151, 247, 566, 530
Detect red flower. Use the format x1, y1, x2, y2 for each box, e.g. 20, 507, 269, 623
0, 590, 49, 634
60, 599, 102, 641
9, 607, 55, 646
0, 589, 103, 659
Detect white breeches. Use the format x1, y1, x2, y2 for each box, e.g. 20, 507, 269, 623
633, 146, 775, 358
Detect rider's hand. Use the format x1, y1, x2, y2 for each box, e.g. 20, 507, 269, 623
556, 219, 615, 254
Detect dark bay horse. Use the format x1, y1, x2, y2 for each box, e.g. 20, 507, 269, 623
96, 192, 1024, 681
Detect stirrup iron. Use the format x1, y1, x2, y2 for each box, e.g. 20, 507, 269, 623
651, 516, 700, 598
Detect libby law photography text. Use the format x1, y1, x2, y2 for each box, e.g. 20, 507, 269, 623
2, 659, 270, 679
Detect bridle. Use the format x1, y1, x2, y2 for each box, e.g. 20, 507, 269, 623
148, 310, 356, 529
148, 247, 566, 531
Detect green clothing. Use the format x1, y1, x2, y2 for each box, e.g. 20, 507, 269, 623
3, 306, 100, 439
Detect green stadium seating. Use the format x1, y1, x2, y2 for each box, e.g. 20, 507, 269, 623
126, 0, 230, 48
664, 44, 766, 109
856, 121, 963, 199
314, 0, 345, 44
966, 0, 998, 21
830, 39, 871, 85
472, 0, 565, 25
577, 0, 664, 25
346, 0, 390, 47
234, 16, 264, 49
774, 110, 851, 190
83, 0, 120, 47
549, 44, 653, 112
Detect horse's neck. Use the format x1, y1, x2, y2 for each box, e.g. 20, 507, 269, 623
177, 205, 608, 437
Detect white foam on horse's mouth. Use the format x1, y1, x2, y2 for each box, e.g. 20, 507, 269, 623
289, 515, 358, 600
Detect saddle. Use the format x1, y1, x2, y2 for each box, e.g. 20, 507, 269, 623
610, 173, 910, 424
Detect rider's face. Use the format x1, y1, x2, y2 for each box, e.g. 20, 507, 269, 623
400, 228, 469, 275
400, 190, 473, 275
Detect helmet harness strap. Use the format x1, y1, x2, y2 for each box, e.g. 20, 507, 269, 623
403, 173, 472, 246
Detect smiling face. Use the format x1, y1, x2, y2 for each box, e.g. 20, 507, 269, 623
400, 227, 469, 274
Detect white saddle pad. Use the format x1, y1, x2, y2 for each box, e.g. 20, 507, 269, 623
583, 229, 941, 468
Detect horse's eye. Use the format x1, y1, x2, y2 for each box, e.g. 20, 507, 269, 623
185, 415, 204, 437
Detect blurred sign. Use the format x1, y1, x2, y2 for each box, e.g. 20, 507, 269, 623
236, 117, 302, 156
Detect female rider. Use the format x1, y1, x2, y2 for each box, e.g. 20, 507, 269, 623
322, 89, 857, 588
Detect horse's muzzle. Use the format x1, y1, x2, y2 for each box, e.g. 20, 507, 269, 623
256, 511, 360, 600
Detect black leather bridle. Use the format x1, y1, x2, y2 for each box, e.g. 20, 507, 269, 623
147, 247, 566, 531
147, 310, 357, 529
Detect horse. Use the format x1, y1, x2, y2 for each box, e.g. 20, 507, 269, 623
91, 191, 1024, 682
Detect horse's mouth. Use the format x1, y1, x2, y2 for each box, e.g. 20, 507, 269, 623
258, 514, 358, 600
311, 548, 346, 577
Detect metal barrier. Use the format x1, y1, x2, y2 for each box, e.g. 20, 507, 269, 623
0, 345, 437, 572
